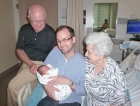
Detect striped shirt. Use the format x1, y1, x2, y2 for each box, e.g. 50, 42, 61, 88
44, 48, 86, 104
84, 57, 131, 106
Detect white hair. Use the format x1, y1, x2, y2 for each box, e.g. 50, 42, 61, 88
84, 32, 113, 57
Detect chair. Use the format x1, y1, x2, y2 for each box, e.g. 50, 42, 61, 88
81, 96, 85, 106
18, 83, 31, 106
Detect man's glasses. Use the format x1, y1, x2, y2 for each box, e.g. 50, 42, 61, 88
56, 36, 73, 44
30, 19, 46, 24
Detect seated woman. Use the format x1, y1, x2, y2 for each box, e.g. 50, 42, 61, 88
83, 32, 131, 106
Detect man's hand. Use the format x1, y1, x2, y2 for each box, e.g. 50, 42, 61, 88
28, 62, 37, 75
43, 84, 60, 101
48, 75, 71, 86
16, 49, 37, 75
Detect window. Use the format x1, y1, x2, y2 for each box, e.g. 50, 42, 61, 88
93, 3, 118, 29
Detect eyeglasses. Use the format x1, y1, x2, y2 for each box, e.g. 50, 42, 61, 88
30, 19, 46, 24
56, 36, 73, 44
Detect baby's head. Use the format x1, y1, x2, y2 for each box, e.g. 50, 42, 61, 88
37, 65, 50, 76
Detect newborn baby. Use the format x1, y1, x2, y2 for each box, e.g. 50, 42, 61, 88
37, 64, 72, 101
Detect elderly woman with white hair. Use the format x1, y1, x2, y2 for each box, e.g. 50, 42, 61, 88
83, 32, 131, 106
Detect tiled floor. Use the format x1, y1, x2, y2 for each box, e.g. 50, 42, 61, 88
0, 64, 20, 106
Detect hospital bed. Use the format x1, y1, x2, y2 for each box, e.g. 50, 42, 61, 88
120, 44, 140, 106
126, 69, 140, 106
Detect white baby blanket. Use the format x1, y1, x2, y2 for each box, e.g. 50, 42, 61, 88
37, 64, 72, 101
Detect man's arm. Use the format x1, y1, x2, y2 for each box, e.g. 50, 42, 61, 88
16, 49, 37, 74
43, 84, 59, 100
47, 76, 76, 91
16, 26, 37, 74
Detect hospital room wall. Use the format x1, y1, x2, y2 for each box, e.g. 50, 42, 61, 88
1, 0, 140, 74
58, 0, 140, 62
58, 0, 140, 40
0, 0, 19, 74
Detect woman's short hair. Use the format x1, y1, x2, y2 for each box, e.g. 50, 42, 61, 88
84, 32, 113, 57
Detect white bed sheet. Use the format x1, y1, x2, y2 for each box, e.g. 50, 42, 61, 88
126, 70, 140, 106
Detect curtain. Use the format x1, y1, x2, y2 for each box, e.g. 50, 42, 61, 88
18, 0, 58, 30
67, 0, 84, 54
110, 3, 118, 29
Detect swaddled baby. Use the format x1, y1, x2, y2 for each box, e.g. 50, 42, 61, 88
37, 64, 72, 101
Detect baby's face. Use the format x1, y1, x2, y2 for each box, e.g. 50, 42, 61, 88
39, 66, 50, 76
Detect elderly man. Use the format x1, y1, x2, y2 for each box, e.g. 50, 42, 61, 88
7, 4, 56, 106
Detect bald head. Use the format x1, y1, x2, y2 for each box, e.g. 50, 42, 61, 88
28, 4, 47, 32
28, 4, 46, 18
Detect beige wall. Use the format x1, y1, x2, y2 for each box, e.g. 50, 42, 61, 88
0, 0, 58, 74
18, 0, 58, 30
3, 0, 138, 74
0, 0, 18, 73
